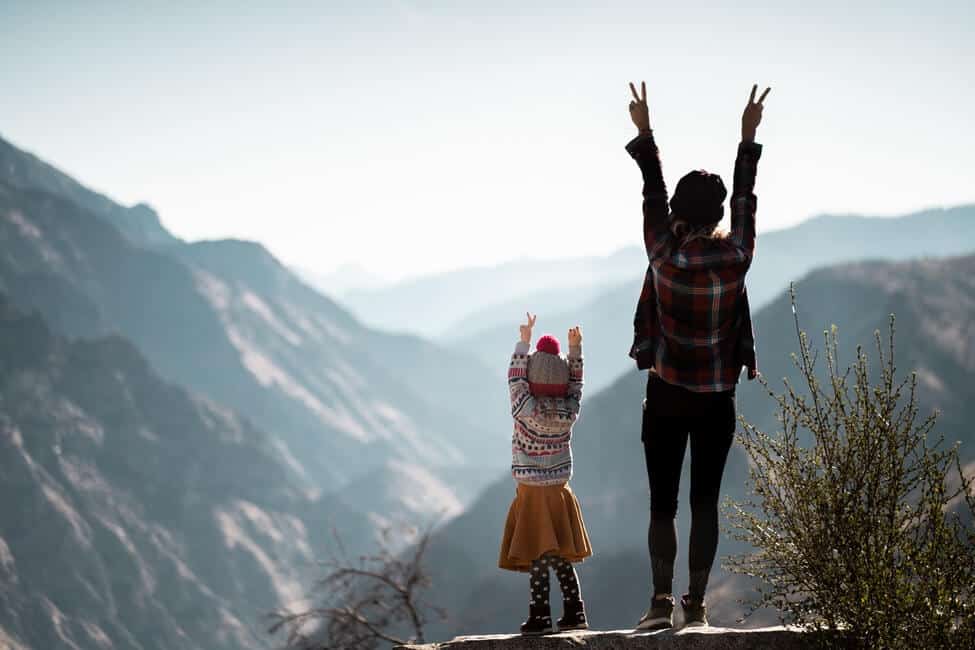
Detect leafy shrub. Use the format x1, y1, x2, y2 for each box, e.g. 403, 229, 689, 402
726, 286, 975, 649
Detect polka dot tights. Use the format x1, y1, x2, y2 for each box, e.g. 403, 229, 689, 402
529, 554, 582, 606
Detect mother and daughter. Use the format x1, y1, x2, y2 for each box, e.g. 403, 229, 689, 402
497, 81, 770, 634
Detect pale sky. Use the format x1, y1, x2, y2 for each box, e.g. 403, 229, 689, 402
2, 1, 972, 283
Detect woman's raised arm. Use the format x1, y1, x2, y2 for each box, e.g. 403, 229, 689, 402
625, 81, 672, 260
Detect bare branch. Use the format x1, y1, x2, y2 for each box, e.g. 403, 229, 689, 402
268, 521, 445, 650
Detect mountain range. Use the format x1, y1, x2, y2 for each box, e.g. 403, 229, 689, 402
2, 129, 973, 648
0, 133, 514, 647
0, 134, 512, 499
0, 294, 374, 649
343, 205, 975, 343
340, 248, 646, 338
441, 206, 975, 394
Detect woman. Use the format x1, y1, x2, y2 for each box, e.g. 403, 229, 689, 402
624, 81, 769, 629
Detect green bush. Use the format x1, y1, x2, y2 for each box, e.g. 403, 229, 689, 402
725, 286, 975, 649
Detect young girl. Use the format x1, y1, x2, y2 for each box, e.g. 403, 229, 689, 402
498, 313, 593, 635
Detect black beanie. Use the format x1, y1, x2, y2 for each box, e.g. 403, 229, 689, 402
669, 170, 727, 226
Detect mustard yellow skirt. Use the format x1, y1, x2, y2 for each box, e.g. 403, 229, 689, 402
498, 482, 593, 572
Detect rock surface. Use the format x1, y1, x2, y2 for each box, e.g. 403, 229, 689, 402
397, 626, 827, 649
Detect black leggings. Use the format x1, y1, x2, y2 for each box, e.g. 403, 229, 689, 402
641, 373, 735, 600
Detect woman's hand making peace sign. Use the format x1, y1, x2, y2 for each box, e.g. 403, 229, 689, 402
628, 81, 651, 134
741, 83, 771, 143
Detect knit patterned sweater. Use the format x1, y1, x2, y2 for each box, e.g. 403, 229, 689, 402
508, 341, 584, 486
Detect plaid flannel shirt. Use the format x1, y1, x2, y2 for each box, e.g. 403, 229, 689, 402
626, 131, 761, 392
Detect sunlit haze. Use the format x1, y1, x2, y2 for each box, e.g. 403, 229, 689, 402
2, 1, 972, 282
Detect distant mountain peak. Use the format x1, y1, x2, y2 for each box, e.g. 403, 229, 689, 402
0, 133, 177, 248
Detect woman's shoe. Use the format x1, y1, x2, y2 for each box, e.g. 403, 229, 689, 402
556, 599, 588, 631
520, 604, 555, 636
680, 593, 708, 627
636, 594, 674, 630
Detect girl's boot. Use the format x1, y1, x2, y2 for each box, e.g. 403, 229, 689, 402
550, 556, 588, 631
557, 598, 588, 631
520, 604, 554, 636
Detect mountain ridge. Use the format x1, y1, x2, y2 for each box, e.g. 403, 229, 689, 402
0, 135, 510, 496
0, 133, 177, 248
0, 294, 359, 650
337, 204, 974, 342
445, 205, 975, 394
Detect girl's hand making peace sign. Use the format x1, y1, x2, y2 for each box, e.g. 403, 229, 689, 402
567, 326, 582, 348
520, 312, 536, 344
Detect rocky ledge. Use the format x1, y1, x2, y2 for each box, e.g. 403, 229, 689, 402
397, 626, 830, 649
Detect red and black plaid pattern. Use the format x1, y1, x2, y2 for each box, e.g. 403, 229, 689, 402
626, 132, 761, 392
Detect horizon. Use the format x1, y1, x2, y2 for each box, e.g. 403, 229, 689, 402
302, 200, 972, 286
3, 1, 972, 283
3, 125, 968, 287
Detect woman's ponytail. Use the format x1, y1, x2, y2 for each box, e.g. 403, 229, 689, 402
670, 219, 691, 240
670, 217, 721, 245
